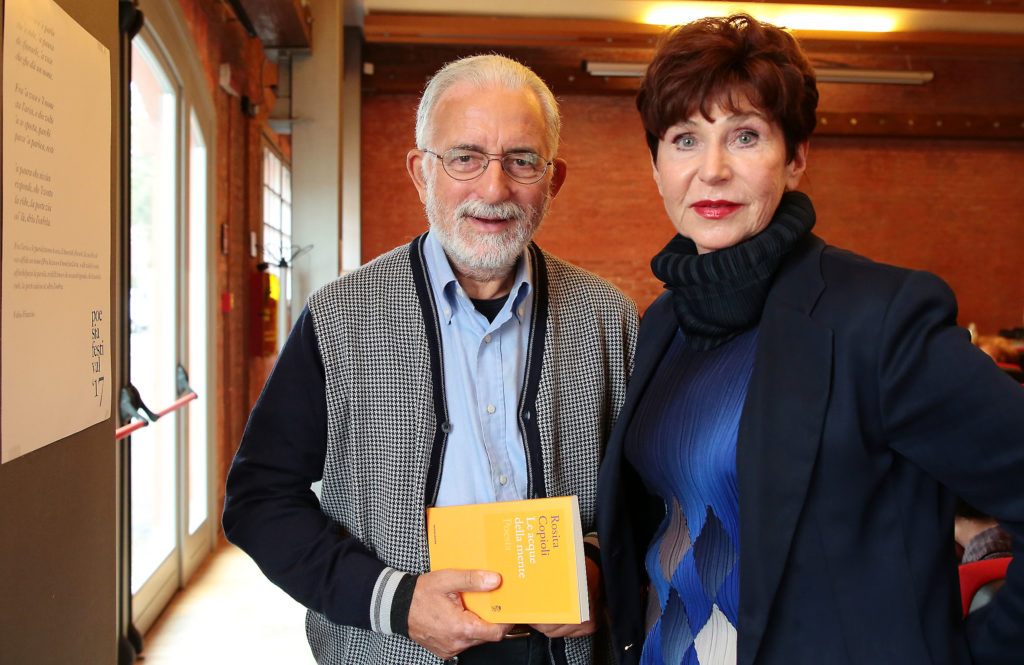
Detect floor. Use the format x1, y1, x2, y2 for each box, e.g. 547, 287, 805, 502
137, 541, 315, 664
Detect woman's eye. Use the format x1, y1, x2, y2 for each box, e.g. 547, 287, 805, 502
736, 131, 759, 145
673, 135, 696, 148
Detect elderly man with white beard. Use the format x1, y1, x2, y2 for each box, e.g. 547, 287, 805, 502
223, 54, 639, 665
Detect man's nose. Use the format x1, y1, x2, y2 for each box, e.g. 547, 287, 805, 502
476, 158, 514, 202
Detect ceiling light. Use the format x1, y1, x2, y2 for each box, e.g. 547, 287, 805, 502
815, 68, 934, 84
583, 62, 647, 77
584, 61, 934, 85
643, 3, 897, 33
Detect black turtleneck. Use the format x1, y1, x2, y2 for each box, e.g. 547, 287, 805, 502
650, 191, 816, 351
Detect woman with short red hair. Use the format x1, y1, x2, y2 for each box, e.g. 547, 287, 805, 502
597, 14, 1024, 665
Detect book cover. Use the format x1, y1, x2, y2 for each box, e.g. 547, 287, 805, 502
426, 495, 590, 624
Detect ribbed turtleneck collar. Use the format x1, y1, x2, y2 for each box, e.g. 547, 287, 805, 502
650, 191, 816, 351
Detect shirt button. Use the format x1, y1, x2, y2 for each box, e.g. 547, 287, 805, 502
486, 404, 496, 414
499, 475, 508, 485
444, 307, 452, 317
484, 334, 492, 343
518, 307, 524, 317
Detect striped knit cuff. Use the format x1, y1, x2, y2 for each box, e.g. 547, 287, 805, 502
370, 568, 416, 635
390, 573, 419, 637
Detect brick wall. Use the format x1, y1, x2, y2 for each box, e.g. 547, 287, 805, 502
362, 91, 1024, 335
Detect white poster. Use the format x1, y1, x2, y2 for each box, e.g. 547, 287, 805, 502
2, 0, 112, 462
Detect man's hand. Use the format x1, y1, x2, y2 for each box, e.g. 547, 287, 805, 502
407, 569, 512, 660
529, 556, 601, 639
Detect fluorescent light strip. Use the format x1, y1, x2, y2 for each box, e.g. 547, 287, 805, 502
643, 3, 897, 32
583, 62, 647, 77
816, 68, 934, 85
584, 61, 934, 85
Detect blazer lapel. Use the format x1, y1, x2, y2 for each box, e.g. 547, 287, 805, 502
736, 237, 833, 665
626, 293, 678, 416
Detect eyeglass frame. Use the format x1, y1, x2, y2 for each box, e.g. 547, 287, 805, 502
421, 147, 554, 185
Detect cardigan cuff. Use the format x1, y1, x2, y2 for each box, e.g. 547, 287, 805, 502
370, 568, 417, 635
390, 573, 419, 637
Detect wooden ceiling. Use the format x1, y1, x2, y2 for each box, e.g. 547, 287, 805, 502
226, 0, 1024, 139
357, 3, 1024, 140
360, 11, 1024, 90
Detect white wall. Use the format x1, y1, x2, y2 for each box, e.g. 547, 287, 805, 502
291, 0, 344, 303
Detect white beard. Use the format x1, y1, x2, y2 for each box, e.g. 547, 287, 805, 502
425, 180, 547, 282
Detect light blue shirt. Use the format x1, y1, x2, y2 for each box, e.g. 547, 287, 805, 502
422, 231, 533, 507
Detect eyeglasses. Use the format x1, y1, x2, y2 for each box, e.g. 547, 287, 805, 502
423, 148, 553, 185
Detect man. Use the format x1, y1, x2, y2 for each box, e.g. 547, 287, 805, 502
223, 54, 638, 665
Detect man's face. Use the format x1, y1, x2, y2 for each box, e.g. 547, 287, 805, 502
408, 82, 566, 281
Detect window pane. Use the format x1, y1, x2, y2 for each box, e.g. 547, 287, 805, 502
263, 226, 282, 267
262, 147, 293, 349
268, 150, 281, 194
281, 198, 292, 239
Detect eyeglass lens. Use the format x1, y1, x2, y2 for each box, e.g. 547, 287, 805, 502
439, 149, 549, 184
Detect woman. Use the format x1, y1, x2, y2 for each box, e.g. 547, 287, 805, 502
597, 14, 1024, 665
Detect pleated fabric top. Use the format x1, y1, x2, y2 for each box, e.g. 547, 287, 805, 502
625, 326, 759, 665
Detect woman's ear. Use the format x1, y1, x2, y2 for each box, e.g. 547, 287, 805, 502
785, 142, 809, 191
651, 155, 665, 197
406, 150, 429, 204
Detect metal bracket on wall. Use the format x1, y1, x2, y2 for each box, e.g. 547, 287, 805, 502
816, 112, 1024, 139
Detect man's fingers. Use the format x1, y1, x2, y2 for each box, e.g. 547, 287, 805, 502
421, 568, 501, 595
407, 570, 508, 658
445, 568, 501, 593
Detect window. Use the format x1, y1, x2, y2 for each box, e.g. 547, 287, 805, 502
262, 144, 293, 347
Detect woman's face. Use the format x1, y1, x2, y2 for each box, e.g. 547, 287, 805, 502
652, 96, 808, 254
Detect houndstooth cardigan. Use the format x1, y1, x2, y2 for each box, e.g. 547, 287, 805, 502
228, 233, 637, 665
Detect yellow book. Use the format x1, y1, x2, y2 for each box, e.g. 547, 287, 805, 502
426, 495, 590, 624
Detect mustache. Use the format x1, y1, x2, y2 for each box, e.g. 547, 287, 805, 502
454, 199, 531, 224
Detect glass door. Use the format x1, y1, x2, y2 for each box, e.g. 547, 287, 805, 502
129, 37, 179, 627
182, 110, 211, 582
128, 29, 213, 634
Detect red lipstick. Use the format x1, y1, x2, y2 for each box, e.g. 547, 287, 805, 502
692, 200, 740, 220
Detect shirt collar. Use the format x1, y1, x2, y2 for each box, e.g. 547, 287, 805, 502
423, 230, 533, 325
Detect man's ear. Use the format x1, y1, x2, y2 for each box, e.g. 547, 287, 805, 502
548, 157, 568, 198
406, 150, 429, 204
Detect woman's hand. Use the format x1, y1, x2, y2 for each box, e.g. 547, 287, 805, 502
529, 556, 601, 638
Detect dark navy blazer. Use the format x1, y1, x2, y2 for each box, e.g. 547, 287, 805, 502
598, 234, 1024, 665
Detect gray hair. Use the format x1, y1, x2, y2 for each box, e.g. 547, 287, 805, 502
415, 54, 562, 157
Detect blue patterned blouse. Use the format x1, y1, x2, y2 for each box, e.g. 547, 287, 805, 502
625, 327, 758, 665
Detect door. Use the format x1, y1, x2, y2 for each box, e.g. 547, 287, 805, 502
127, 18, 215, 634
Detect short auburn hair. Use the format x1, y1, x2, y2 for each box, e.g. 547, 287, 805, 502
637, 14, 818, 163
